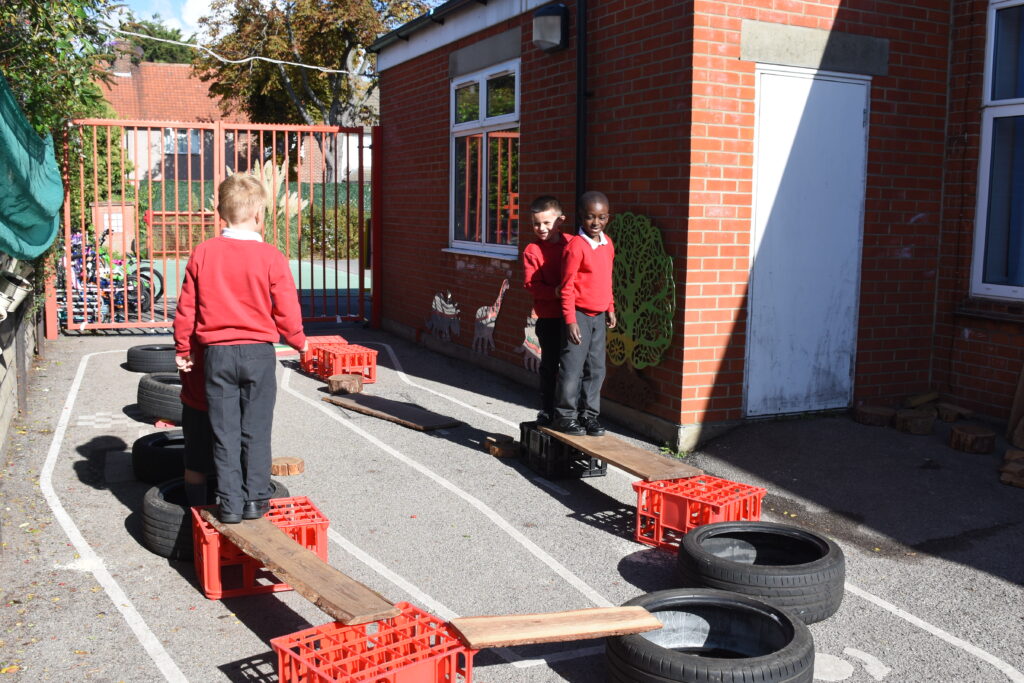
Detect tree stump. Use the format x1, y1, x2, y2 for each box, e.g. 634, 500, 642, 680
949, 423, 995, 454
328, 373, 364, 394
894, 409, 934, 435
936, 402, 972, 423
271, 456, 305, 476
853, 404, 896, 426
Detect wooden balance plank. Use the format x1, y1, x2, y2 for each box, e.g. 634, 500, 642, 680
449, 606, 662, 649
200, 509, 399, 625
322, 395, 463, 431
539, 427, 703, 481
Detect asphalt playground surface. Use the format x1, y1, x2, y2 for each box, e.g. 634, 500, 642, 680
0, 328, 1022, 682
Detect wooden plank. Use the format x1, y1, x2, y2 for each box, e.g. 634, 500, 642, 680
449, 607, 662, 649
539, 427, 702, 481
200, 509, 399, 625
322, 395, 462, 431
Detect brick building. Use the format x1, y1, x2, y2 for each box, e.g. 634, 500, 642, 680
370, 0, 1021, 448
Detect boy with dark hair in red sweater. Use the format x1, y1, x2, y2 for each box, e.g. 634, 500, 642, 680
173, 174, 307, 523
522, 195, 568, 425
553, 191, 617, 437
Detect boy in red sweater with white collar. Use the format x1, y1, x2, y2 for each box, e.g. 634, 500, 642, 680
522, 196, 569, 425
553, 191, 617, 437
173, 174, 307, 523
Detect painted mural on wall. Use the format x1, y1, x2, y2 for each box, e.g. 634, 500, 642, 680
514, 309, 542, 372
472, 278, 510, 353
605, 212, 676, 369
604, 212, 676, 408
426, 290, 460, 341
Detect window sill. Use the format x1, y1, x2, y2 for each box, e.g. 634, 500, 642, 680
442, 247, 518, 261
955, 298, 1024, 324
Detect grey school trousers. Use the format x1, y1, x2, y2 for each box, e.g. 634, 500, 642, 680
204, 343, 277, 515
554, 310, 606, 422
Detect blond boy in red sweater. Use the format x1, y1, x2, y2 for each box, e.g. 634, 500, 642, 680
173, 174, 307, 523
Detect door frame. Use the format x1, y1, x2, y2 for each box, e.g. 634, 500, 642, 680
744, 63, 872, 417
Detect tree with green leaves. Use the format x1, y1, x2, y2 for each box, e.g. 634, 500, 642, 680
604, 212, 677, 371
120, 15, 196, 64
196, 0, 429, 179
0, 0, 115, 134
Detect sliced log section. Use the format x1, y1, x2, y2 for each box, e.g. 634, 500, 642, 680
949, 423, 995, 454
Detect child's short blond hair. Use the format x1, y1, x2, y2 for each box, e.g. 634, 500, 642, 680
218, 174, 267, 225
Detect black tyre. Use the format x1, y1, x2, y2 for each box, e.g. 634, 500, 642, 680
131, 430, 185, 485
127, 344, 177, 373
676, 521, 845, 625
605, 589, 814, 683
137, 372, 183, 423
142, 477, 291, 560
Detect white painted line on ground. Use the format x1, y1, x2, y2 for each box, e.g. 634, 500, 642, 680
41, 350, 187, 683
283, 369, 613, 609
845, 583, 1024, 682
367, 341, 638, 483
365, 341, 519, 429
844, 647, 891, 680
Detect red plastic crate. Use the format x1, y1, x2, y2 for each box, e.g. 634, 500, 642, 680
271, 602, 474, 683
633, 476, 766, 551
191, 496, 329, 599
304, 344, 378, 383
308, 335, 349, 347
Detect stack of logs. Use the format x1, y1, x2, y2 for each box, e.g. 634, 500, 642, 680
855, 389, 1023, 489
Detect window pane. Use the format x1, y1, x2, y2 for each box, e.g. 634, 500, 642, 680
993, 6, 1024, 100
983, 116, 1024, 286
454, 134, 482, 242
487, 73, 516, 117
487, 128, 519, 246
455, 83, 479, 123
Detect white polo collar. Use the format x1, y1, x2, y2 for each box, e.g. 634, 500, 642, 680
222, 228, 263, 242
577, 228, 608, 249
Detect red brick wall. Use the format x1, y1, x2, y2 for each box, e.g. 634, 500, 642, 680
379, 0, 992, 432
932, 2, 1024, 419
679, 0, 952, 425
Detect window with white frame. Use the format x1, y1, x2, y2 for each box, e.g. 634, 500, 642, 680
450, 60, 520, 255
975, 0, 1024, 299
163, 128, 201, 155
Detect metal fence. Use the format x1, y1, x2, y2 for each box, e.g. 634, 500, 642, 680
48, 120, 379, 334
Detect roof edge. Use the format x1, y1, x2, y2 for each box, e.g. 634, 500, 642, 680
369, 0, 485, 54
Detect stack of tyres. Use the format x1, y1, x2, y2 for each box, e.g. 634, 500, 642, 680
518, 421, 606, 479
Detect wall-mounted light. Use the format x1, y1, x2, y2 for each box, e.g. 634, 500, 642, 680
533, 3, 569, 53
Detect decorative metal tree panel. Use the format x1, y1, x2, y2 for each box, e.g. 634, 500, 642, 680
605, 212, 676, 370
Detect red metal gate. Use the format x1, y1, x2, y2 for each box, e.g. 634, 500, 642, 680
48, 120, 379, 334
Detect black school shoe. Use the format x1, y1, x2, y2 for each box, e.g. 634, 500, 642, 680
581, 417, 606, 436
554, 418, 586, 436
242, 499, 271, 520
218, 506, 242, 524
536, 411, 553, 426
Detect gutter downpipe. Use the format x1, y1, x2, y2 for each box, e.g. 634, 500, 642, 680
575, 0, 588, 207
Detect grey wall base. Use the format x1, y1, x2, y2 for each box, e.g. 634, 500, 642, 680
0, 301, 38, 459
382, 317, 738, 451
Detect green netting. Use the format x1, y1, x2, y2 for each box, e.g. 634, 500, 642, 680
0, 72, 63, 260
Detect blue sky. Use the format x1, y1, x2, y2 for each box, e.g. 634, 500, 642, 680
118, 0, 212, 37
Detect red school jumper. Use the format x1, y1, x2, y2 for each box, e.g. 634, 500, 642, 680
560, 232, 616, 324
172, 236, 306, 356
523, 232, 567, 318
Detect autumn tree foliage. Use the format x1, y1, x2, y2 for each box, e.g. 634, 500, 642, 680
196, 0, 429, 128
604, 212, 676, 370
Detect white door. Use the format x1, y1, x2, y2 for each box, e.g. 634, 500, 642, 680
745, 66, 870, 417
